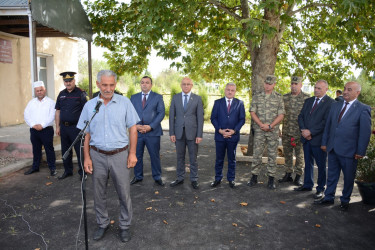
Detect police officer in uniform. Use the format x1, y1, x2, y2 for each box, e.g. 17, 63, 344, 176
55, 71, 87, 180
279, 76, 309, 186
248, 75, 285, 189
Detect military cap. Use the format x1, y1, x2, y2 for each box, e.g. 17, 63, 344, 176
291, 76, 303, 84
60, 71, 77, 82
33, 80, 45, 88
265, 75, 277, 84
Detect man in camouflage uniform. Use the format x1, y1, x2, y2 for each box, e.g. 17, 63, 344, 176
278, 76, 309, 186
248, 75, 285, 189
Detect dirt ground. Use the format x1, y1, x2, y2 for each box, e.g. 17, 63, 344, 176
1, 133, 375, 250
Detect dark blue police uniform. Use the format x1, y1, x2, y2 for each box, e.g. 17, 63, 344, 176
55, 87, 87, 176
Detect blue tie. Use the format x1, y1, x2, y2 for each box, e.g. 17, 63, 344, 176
183, 94, 188, 111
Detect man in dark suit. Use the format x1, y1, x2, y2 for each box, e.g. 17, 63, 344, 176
335, 90, 344, 101
210, 83, 246, 188
295, 80, 334, 199
130, 76, 165, 186
315, 81, 371, 211
169, 77, 204, 189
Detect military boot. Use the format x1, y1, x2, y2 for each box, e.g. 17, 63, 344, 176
267, 176, 276, 190
278, 172, 293, 183
247, 175, 258, 187
293, 174, 303, 186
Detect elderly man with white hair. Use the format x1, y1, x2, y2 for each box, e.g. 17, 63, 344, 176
24, 81, 57, 176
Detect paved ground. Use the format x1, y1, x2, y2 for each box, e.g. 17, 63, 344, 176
1, 132, 375, 250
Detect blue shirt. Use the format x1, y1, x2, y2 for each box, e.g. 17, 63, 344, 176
77, 94, 140, 151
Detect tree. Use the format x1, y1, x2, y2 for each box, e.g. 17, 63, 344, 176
85, 0, 374, 93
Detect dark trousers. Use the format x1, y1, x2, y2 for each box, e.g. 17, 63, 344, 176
175, 129, 199, 182
134, 136, 162, 180
60, 125, 83, 175
324, 150, 357, 203
302, 141, 327, 192
214, 140, 238, 182
30, 126, 56, 171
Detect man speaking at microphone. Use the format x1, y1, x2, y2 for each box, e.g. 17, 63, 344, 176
77, 70, 140, 242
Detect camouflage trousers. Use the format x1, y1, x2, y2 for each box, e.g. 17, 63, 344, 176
251, 130, 279, 177
281, 134, 304, 175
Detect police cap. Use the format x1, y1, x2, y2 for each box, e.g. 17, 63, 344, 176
265, 75, 277, 84
60, 71, 77, 82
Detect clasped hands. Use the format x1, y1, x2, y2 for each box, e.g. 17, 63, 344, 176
219, 128, 235, 138
32, 124, 43, 131
301, 129, 312, 140
136, 124, 151, 134
259, 123, 273, 132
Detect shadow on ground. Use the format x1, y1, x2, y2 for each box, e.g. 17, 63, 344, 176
1, 133, 375, 250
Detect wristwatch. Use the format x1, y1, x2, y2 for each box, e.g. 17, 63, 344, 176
269, 125, 272, 130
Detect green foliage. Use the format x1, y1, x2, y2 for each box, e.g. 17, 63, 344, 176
126, 84, 136, 99
84, 0, 375, 94
355, 71, 375, 107
198, 87, 209, 121
357, 130, 375, 183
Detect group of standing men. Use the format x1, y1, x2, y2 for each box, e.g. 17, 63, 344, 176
24, 71, 87, 180
23, 69, 372, 243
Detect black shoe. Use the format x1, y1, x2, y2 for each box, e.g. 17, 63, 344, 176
340, 202, 349, 211
229, 181, 235, 188
247, 175, 258, 187
293, 174, 303, 186
191, 181, 199, 189
130, 177, 142, 185
294, 186, 312, 191
93, 226, 109, 241
155, 179, 165, 186
24, 168, 39, 175
267, 176, 276, 190
314, 191, 324, 199
314, 198, 334, 205
210, 180, 221, 187
50, 170, 57, 176
119, 229, 131, 242
58, 172, 73, 180
170, 179, 184, 187
278, 173, 293, 183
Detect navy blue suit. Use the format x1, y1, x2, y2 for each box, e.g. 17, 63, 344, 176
130, 91, 165, 181
211, 98, 245, 181
298, 95, 334, 191
322, 100, 371, 203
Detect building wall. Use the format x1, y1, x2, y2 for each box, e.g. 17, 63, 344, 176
0, 34, 77, 127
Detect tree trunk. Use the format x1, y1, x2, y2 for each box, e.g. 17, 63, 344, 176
246, 8, 281, 156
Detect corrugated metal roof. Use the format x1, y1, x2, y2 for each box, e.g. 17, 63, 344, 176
0, 0, 28, 7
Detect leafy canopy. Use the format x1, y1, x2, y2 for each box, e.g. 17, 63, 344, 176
85, 0, 375, 91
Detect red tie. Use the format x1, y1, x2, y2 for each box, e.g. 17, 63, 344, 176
142, 93, 147, 108
310, 98, 319, 114
227, 100, 231, 113
338, 102, 349, 123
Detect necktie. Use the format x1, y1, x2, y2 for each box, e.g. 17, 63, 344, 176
142, 93, 147, 108
183, 94, 188, 111
310, 98, 319, 114
227, 100, 231, 113
338, 102, 349, 123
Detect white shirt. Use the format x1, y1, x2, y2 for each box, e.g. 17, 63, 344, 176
225, 97, 233, 107
340, 98, 356, 118
24, 96, 56, 128
141, 91, 151, 101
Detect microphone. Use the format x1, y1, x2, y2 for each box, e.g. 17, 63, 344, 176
94, 99, 104, 112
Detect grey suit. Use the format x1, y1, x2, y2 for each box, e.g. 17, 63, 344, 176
169, 92, 204, 181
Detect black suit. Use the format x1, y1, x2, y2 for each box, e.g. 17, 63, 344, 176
298, 95, 334, 191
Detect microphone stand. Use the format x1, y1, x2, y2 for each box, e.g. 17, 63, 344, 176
63, 108, 100, 250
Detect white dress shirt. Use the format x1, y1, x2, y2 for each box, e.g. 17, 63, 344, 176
24, 96, 56, 128
340, 98, 356, 118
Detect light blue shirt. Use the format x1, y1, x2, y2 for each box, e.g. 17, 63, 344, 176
182, 91, 191, 105
77, 94, 140, 151
141, 90, 151, 101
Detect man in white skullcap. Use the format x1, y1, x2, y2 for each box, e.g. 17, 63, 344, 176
24, 81, 57, 176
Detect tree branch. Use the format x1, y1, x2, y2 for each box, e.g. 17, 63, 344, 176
207, 0, 242, 22
287, 3, 335, 16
